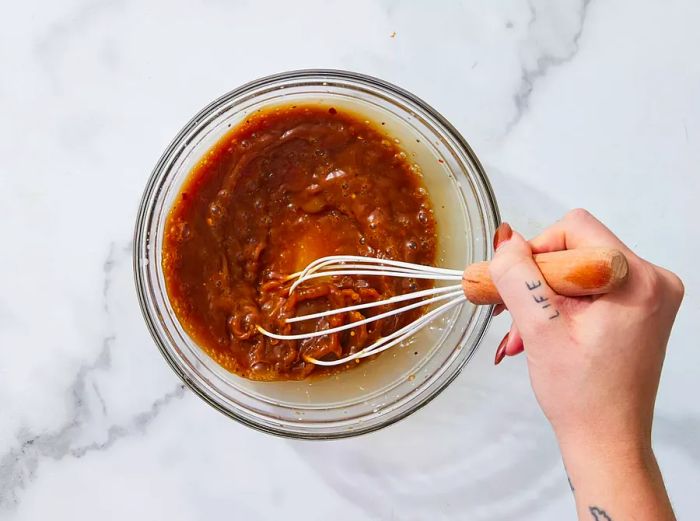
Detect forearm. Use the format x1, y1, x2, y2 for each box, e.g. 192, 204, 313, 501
560, 437, 675, 521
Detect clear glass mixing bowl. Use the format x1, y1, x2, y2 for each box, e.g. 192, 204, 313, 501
134, 69, 500, 439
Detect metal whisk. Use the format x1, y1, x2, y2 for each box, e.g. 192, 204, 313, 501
257, 248, 629, 366
257, 255, 468, 366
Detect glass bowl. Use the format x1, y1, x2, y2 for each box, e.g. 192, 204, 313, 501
134, 69, 500, 439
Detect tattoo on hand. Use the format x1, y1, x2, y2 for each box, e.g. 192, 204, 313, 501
526, 280, 542, 290
589, 506, 612, 520
526, 279, 560, 319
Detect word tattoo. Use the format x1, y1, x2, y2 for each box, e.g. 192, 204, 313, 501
589, 506, 612, 520
526, 280, 541, 290
526, 279, 560, 319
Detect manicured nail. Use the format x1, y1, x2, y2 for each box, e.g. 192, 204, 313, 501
492, 303, 505, 316
494, 332, 509, 365
493, 222, 513, 250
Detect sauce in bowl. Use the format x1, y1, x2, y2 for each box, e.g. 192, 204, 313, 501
163, 104, 437, 380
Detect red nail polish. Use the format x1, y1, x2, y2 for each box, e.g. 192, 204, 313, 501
493, 222, 513, 250
494, 332, 509, 365
492, 303, 505, 317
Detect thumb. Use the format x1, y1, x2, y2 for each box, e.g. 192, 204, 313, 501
489, 225, 567, 341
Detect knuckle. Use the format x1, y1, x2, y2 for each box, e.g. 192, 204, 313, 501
564, 207, 593, 223
488, 252, 510, 279
660, 269, 685, 303
489, 236, 532, 283
637, 264, 685, 311
671, 274, 685, 300
489, 255, 531, 288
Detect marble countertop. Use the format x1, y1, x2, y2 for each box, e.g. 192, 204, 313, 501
2, 1, 698, 519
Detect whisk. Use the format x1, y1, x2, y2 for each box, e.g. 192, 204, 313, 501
257, 248, 629, 366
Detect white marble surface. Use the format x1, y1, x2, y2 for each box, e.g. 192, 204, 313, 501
1, 1, 699, 519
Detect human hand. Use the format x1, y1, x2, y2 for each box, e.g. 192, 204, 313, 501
489, 209, 683, 520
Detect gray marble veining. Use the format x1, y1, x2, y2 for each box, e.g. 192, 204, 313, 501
508, 0, 592, 132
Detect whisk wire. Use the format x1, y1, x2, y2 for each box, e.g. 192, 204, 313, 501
286, 284, 462, 323
288, 256, 462, 294
297, 255, 463, 277
291, 270, 461, 289
257, 289, 463, 341
307, 294, 466, 366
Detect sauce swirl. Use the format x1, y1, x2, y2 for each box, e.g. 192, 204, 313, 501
163, 104, 437, 380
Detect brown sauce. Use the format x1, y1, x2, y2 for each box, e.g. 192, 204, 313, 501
163, 104, 437, 380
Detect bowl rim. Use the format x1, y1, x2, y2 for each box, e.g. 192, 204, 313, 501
133, 68, 500, 439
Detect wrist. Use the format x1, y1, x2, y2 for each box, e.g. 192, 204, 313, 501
558, 429, 653, 470
553, 414, 653, 465
561, 437, 654, 476
557, 433, 674, 521
557, 427, 657, 492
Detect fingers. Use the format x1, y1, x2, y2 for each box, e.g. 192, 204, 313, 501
489, 227, 567, 341
494, 322, 524, 365
530, 208, 634, 256
490, 224, 509, 318
505, 323, 524, 356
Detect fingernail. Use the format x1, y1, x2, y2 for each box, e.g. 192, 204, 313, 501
494, 332, 509, 365
492, 303, 505, 316
493, 222, 513, 250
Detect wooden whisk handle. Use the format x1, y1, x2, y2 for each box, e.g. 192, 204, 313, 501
461, 248, 629, 305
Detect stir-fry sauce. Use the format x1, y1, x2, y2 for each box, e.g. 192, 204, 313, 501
163, 105, 437, 380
